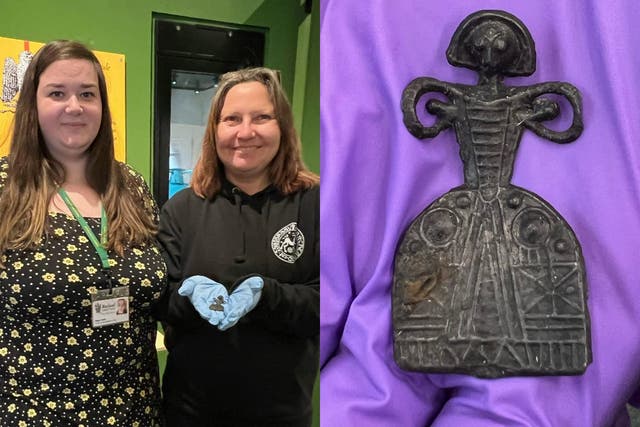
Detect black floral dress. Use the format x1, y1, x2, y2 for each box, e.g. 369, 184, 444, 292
0, 158, 166, 426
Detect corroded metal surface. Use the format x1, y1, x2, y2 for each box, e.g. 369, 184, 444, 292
209, 295, 226, 311
394, 10, 590, 378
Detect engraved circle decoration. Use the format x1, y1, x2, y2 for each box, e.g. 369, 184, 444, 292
271, 222, 305, 264
512, 207, 551, 248
419, 208, 460, 247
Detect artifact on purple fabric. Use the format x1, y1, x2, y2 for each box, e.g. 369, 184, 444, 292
393, 10, 591, 378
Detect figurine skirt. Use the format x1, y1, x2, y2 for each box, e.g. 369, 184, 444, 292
393, 184, 590, 378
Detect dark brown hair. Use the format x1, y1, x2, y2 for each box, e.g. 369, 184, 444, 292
0, 40, 156, 262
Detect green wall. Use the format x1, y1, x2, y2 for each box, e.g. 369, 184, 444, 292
298, 0, 320, 173
3, 0, 319, 179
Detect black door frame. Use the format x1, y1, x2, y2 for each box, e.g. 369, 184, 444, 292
152, 15, 266, 206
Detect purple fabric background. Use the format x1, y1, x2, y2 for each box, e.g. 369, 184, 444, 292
320, 1, 640, 426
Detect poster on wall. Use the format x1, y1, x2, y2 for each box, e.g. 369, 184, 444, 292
0, 36, 126, 160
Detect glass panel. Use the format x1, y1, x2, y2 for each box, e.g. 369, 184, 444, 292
168, 70, 218, 198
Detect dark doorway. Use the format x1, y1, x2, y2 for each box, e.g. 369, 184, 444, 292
153, 15, 266, 206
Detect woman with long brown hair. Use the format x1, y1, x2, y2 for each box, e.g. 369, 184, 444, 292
0, 40, 165, 425
158, 67, 319, 426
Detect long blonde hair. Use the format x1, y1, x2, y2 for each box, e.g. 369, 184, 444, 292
191, 67, 319, 199
0, 40, 156, 264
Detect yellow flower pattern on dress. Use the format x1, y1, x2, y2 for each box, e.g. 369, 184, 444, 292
0, 158, 164, 426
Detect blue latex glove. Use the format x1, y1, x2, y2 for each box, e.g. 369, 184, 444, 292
178, 275, 229, 326
218, 276, 264, 331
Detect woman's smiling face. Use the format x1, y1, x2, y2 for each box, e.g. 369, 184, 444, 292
36, 58, 102, 162
215, 81, 281, 190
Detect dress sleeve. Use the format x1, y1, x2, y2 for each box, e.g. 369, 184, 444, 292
0, 156, 9, 192
120, 163, 159, 225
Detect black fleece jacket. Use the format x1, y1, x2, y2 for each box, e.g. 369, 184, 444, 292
156, 180, 319, 426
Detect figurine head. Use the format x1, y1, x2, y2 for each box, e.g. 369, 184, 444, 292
446, 10, 536, 77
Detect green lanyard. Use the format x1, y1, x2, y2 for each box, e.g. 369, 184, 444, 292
57, 188, 110, 270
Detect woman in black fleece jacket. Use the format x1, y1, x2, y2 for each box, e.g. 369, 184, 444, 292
157, 67, 319, 427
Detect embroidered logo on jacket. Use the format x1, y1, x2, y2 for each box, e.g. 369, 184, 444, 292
271, 222, 305, 264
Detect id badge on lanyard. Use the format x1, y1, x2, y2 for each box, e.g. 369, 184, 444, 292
91, 286, 130, 327
58, 188, 130, 327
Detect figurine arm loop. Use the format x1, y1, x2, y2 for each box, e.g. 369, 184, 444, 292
401, 77, 456, 139
523, 82, 584, 143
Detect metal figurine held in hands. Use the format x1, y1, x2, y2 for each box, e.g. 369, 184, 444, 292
209, 295, 226, 312
394, 10, 590, 378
